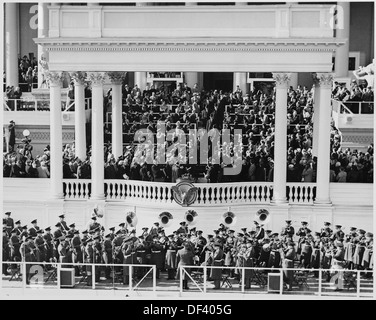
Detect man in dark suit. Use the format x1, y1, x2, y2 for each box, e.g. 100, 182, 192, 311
176, 242, 195, 290
210, 242, 224, 289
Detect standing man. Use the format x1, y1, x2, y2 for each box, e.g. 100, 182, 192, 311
4, 212, 14, 236
10, 228, 21, 262
34, 230, 46, 262
28, 219, 40, 238
102, 233, 113, 280
71, 230, 82, 276
282, 240, 296, 291
176, 242, 195, 290
3, 227, 10, 275
210, 242, 224, 290
43, 227, 54, 262
58, 214, 70, 234
281, 220, 295, 240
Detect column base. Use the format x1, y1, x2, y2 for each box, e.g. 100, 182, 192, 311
91, 194, 106, 201
50, 193, 65, 200
271, 199, 289, 205
314, 199, 332, 205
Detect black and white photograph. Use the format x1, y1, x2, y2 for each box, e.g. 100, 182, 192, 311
1, 0, 374, 305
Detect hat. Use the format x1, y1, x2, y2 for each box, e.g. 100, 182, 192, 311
272, 233, 279, 238
109, 227, 115, 232
36, 229, 43, 234
237, 233, 244, 237
69, 223, 75, 228
73, 230, 80, 235
266, 230, 272, 234
301, 221, 308, 225
180, 222, 186, 226
350, 227, 357, 231
22, 225, 27, 230
241, 228, 247, 233
31, 219, 37, 224
229, 229, 235, 234
324, 222, 331, 226
45, 227, 51, 232
335, 225, 342, 229
15, 220, 21, 225
93, 235, 100, 240
66, 234, 74, 239
130, 230, 136, 234
314, 232, 321, 237
105, 233, 111, 238
5, 212, 11, 216
59, 214, 65, 219
115, 230, 122, 235
55, 223, 61, 228
213, 230, 219, 234
358, 229, 366, 234
249, 231, 256, 235
119, 223, 125, 227
91, 216, 97, 220
142, 227, 149, 231
208, 235, 214, 239
190, 227, 196, 232
285, 220, 292, 224
154, 222, 160, 227
11, 228, 18, 233
253, 221, 259, 225
82, 230, 88, 234
139, 235, 144, 240
365, 232, 373, 238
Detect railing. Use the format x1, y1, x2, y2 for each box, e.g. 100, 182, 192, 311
332, 99, 374, 115
3, 98, 92, 112
63, 179, 92, 199
179, 265, 373, 298
2, 261, 156, 293
102, 180, 316, 205
3, 262, 372, 298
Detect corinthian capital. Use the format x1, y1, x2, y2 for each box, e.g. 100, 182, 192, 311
272, 73, 291, 88
70, 72, 87, 86
107, 72, 127, 85
313, 73, 334, 89
86, 72, 106, 86
45, 71, 63, 87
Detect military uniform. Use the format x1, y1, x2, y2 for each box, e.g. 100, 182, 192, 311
4, 215, 14, 236
2, 230, 10, 275
34, 234, 46, 262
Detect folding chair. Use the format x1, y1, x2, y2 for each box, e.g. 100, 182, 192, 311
191, 271, 204, 284
9, 264, 22, 282
221, 273, 232, 288
343, 272, 357, 291
293, 270, 310, 289
45, 264, 58, 283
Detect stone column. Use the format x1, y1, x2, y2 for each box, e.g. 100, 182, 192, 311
46, 71, 64, 199
87, 72, 106, 200
272, 73, 291, 204
108, 72, 126, 159
314, 73, 334, 205
5, 3, 19, 88
334, 2, 350, 77
312, 78, 321, 157
233, 72, 248, 94
37, 2, 49, 88
70, 72, 87, 161
134, 72, 147, 90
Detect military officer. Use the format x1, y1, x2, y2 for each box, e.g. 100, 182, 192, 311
321, 221, 333, 238
102, 233, 113, 279
2, 227, 10, 275
4, 212, 14, 236
28, 219, 40, 238
34, 229, 46, 262
58, 214, 70, 233
43, 227, 54, 262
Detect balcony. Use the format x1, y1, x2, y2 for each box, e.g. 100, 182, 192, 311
3, 178, 373, 208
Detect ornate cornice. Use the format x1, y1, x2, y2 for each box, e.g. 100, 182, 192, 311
35, 38, 345, 53
45, 71, 63, 86
70, 71, 87, 85
107, 71, 127, 85
86, 72, 106, 86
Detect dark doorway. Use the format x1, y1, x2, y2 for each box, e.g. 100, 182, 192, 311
203, 72, 233, 92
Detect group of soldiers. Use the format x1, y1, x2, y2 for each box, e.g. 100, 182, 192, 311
2, 211, 373, 290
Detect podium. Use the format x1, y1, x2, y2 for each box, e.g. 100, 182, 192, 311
267, 273, 281, 292
60, 268, 75, 288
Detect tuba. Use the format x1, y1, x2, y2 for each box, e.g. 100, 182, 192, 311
159, 211, 173, 227
126, 211, 138, 228
254, 209, 270, 225
92, 204, 104, 218
222, 211, 237, 227
185, 210, 198, 226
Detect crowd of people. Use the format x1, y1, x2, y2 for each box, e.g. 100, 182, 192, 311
2, 210, 373, 291
3, 81, 373, 183
332, 80, 374, 114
